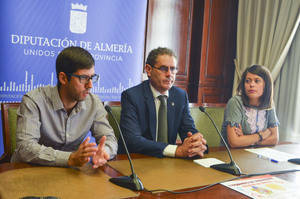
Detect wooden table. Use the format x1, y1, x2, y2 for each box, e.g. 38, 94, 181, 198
107, 145, 300, 199
1, 144, 300, 199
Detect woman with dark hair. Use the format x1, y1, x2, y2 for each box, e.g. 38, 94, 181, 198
221, 65, 279, 148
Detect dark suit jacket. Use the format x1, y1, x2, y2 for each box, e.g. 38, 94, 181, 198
118, 80, 198, 157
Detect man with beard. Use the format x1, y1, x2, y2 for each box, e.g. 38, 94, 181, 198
118, 47, 207, 158
11, 47, 117, 168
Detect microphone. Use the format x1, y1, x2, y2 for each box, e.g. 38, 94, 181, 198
105, 105, 144, 191
199, 106, 241, 176
288, 158, 300, 165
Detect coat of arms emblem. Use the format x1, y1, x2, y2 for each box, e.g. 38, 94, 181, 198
69, 3, 87, 34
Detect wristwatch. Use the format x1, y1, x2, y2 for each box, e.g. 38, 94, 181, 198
257, 132, 263, 142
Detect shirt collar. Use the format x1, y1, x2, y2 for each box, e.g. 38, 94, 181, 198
50, 86, 86, 112
50, 86, 65, 111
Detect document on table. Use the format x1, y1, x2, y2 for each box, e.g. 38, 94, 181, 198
245, 148, 298, 162
221, 174, 300, 199
193, 158, 225, 168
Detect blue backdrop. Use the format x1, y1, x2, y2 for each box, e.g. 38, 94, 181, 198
0, 0, 147, 156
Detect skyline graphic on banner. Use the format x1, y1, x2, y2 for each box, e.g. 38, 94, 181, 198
0, 70, 134, 102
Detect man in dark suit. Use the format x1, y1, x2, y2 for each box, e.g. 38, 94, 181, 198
118, 47, 207, 158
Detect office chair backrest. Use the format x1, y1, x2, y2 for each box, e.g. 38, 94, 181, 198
0, 102, 20, 163
106, 102, 121, 140
104, 102, 225, 147
189, 105, 225, 147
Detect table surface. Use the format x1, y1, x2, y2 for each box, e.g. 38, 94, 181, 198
1, 143, 300, 199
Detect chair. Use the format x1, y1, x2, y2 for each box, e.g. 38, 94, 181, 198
104, 102, 225, 147
0, 102, 20, 163
189, 105, 225, 147
106, 102, 121, 140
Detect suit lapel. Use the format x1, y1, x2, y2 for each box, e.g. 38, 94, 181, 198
143, 81, 157, 141
167, 88, 175, 142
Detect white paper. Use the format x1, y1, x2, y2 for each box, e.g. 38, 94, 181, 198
193, 158, 225, 168
245, 148, 298, 162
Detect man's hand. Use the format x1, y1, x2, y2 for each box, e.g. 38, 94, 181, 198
175, 132, 207, 158
92, 136, 110, 168
68, 137, 98, 167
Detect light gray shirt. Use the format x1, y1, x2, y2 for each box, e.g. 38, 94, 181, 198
11, 86, 118, 166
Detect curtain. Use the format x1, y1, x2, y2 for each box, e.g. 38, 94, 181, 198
233, 0, 300, 95
274, 26, 300, 142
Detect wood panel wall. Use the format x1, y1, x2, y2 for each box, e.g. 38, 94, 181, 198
196, 0, 238, 105
145, 0, 238, 106
145, 0, 193, 90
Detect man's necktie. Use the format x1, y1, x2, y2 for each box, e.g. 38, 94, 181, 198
157, 95, 168, 143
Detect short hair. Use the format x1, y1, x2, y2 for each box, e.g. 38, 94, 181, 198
56, 46, 95, 87
146, 47, 177, 67
237, 65, 273, 109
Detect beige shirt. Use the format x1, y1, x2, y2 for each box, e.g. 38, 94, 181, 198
11, 86, 118, 166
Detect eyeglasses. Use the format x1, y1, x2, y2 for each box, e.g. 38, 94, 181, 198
151, 65, 178, 74
67, 73, 99, 84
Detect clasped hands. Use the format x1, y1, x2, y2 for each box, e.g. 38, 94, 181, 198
176, 132, 207, 158
68, 136, 109, 168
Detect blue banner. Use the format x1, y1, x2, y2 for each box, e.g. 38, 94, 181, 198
0, 0, 147, 156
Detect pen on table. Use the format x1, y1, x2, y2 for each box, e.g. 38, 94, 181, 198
270, 159, 278, 163
257, 155, 278, 163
